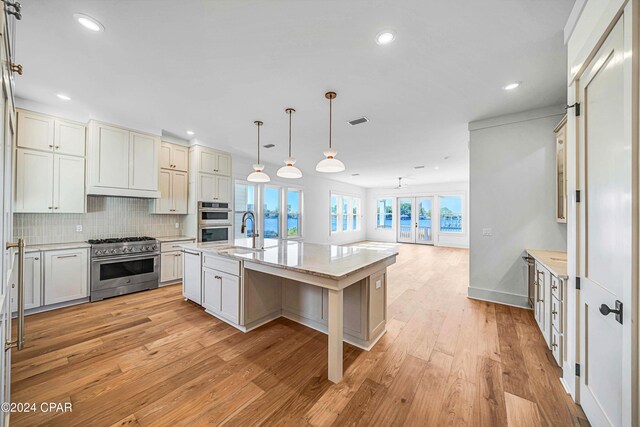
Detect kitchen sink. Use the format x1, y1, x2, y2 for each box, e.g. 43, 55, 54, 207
217, 246, 265, 255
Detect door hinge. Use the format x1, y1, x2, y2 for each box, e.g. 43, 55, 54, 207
575, 190, 581, 203
576, 277, 581, 290
575, 363, 581, 377
566, 102, 580, 117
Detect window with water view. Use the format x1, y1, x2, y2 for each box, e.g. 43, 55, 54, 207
376, 198, 393, 228
234, 182, 256, 239
264, 186, 280, 238
439, 195, 463, 233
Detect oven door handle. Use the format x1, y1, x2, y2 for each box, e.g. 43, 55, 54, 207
92, 253, 159, 263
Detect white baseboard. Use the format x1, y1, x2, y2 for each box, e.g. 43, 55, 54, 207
467, 286, 530, 309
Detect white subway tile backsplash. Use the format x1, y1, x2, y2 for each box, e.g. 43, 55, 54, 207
14, 196, 188, 245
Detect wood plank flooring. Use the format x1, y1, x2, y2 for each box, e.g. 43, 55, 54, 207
10, 244, 589, 426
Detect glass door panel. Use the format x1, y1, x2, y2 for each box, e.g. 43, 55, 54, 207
397, 198, 415, 243
416, 197, 433, 244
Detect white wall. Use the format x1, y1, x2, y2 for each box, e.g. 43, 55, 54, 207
365, 182, 469, 248
231, 153, 366, 245
468, 105, 567, 308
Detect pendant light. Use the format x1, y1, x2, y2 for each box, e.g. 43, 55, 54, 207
316, 91, 346, 173
277, 108, 303, 179
247, 120, 270, 183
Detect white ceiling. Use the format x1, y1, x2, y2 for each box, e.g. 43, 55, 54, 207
15, 0, 573, 188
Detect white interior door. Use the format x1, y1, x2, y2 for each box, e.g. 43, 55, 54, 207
578, 17, 633, 427
416, 197, 433, 244
397, 198, 415, 243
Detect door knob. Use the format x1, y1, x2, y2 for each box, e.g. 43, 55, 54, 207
599, 300, 623, 325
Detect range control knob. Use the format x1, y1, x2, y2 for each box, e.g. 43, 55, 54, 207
152, 245, 158, 251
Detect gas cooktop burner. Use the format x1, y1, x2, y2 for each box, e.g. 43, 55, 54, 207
88, 236, 155, 245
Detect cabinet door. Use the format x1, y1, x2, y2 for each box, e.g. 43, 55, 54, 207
159, 142, 172, 169
172, 145, 189, 172
183, 251, 201, 304
44, 249, 88, 305
129, 132, 158, 191
220, 271, 240, 323
96, 124, 129, 188
156, 169, 172, 214
215, 176, 231, 202
11, 252, 41, 312
53, 154, 85, 213
15, 148, 53, 213
172, 171, 188, 214
198, 150, 216, 174
17, 110, 54, 152
198, 173, 216, 202
202, 268, 221, 314
215, 153, 231, 176
175, 252, 183, 280
160, 252, 178, 282
54, 120, 85, 157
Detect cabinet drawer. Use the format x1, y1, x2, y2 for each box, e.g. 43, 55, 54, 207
551, 275, 563, 301
551, 327, 562, 366
551, 295, 563, 334
203, 254, 240, 277
161, 240, 194, 253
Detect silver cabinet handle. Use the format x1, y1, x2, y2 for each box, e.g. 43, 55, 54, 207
48, 207, 52, 210
214, 275, 222, 279
57, 254, 78, 259
48, 144, 53, 148
54, 207, 59, 210
6, 238, 25, 351
34, 257, 39, 260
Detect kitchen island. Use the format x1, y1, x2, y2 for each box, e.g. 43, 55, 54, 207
181, 239, 398, 383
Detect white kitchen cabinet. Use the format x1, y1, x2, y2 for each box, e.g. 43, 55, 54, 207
183, 249, 202, 303
161, 252, 180, 283
10, 252, 42, 313
215, 153, 231, 176
154, 170, 187, 214
87, 121, 160, 198
202, 268, 222, 314
54, 120, 86, 157
53, 154, 85, 213
197, 150, 231, 176
44, 248, 88, 305
219, 271, 240, 323
15, 149, 53, 213
15, 149, 84, 214
129, 132, 159, 191
160, 142, 188, 172
17, 110, 54, 152
17, 110, 86, 156
197, 173, 230, 203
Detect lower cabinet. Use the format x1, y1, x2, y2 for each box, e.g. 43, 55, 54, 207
203, 267, 240, 324
182, 249, 202, 304
44, 248, 89, 305
161, 252, 182, 283
10, 252, 42, 312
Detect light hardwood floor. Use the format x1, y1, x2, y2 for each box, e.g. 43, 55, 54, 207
10, 244, 588, 426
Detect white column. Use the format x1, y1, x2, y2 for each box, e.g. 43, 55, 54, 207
327, 288, 344, 383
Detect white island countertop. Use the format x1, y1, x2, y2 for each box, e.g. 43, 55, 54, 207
181, 239, 399, 280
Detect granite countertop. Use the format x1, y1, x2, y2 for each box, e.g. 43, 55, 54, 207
156, 235, 196, 243
527, 249, 568, 279
181, 239, 399, 280
26, 242, 91, 253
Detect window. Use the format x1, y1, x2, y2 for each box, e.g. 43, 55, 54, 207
376, 198, 393, 228
234, 182, 256, 239
264, 186, 280, 238
330, 193, 361, 233
287, 189, 302, 237
439, 195, 463, 233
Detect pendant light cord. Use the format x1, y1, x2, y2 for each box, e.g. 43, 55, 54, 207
288, 109, 292, 157
256, 122, 261, 164
329, 96, 332, 149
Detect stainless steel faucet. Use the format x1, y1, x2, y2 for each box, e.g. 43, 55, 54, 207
241, 211, 259, 249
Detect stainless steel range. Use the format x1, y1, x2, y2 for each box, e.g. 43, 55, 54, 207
88, 236, 160, 302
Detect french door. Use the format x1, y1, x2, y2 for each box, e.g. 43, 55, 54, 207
577, 15, 633, 427
397, 197, 433, 244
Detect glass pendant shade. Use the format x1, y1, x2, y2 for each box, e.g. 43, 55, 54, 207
316, 91, 346, 173
277, 157, 302, 178
315, 149, 345, 172
277, 108, 302, 179
248, 163, 270, 183
247, 120, 270, 182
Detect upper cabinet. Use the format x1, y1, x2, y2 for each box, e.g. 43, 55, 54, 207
87, 121, 160, 198
196, 148, 231, 176
188, 145, 232, 211
160, 141, 188, 172
17, 110, 85, 156
554, 115, 567, 223
14, 110, 86, 213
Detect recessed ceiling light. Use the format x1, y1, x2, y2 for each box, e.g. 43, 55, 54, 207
56, 93, 71, 101
376, 31, 395, 45
503, 82, 520, 91
74, 13, 104, 32
434, 166, 440, 170
186, 130, 195, 136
